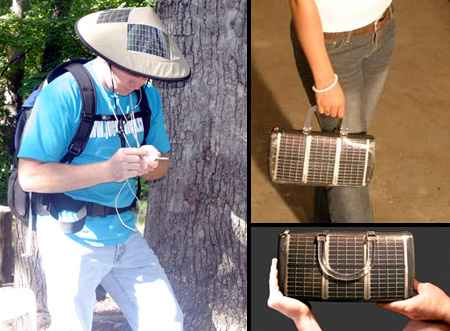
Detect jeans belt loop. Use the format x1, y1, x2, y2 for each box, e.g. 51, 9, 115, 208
345, 30, 353, 43
389, 3, 394, 17
375, 4, 391, 33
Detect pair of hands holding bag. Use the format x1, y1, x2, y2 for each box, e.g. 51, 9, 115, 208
268, 258, 450, 331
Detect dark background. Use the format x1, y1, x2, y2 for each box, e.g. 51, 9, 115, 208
251, 226, 450, 331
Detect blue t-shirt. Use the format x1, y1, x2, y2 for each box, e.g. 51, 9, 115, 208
18, 59, 171, 247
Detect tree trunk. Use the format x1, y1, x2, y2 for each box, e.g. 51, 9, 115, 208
5, 0, 29, 110
0, 207, 14, 285
14, 221, 50, 330
144, 1, 247, 331
41, 0, 74, 73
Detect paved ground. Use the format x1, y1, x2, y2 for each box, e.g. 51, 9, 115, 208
251, 0, 450, 222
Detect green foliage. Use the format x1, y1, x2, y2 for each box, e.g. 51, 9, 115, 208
136, 200, 147, 233
146, 0, 157, 8
0, 0, 158, 205
0, 114, 13, 204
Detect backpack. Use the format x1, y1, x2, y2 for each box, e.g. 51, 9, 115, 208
7, 58, 152, 234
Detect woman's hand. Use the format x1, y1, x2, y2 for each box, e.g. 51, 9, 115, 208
379, 280, 450, 324
315, 79, 346, 118
402, 320, 450, 331
267, 258, 322, 331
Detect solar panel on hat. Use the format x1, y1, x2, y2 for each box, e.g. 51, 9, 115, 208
127, 24, 170, 59
97, 9, 131, 23
75, 7, 190, 80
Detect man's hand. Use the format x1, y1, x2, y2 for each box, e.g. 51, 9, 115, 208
379, 280, 450, 324
138, 145, 161, 171
268, 258, 322, 331
107, 147, 148, 182
137, 145, 170, 181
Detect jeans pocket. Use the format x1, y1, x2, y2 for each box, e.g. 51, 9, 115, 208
325, 38, 352, 53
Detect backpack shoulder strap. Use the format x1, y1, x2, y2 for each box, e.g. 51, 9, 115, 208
138, 85, 152, 144
59, 62, 96, 163
135, 86, 153, 201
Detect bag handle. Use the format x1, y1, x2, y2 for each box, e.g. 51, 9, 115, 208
302, 106, 350, 135
316, 232, 375, 281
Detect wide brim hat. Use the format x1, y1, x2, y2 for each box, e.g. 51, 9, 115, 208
75, 7, 190, 80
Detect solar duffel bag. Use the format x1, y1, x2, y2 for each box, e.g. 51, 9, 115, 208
269, 107, 375, 187
277, 230, 415, 302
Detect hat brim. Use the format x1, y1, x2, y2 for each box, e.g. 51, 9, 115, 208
75, 7, 190, 81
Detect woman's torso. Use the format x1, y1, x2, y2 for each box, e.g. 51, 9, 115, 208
314, 0, 393, 32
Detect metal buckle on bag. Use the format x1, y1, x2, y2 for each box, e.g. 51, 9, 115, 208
316, 234, 328, 300
317, 233, 327, 242
271, 127, 282, 181
366, 231, 376, 239
302, 135, 312, 184
364, 231, 376, 300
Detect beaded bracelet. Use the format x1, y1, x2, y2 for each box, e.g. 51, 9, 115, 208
312, 74, 338, 93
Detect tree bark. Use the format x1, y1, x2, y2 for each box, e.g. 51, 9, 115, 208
5, 0, 29, 110
13, 220, 50, 330
144, 1, 247, 331
0, 207, 14, 285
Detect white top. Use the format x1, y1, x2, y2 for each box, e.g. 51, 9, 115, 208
315, 0, 392, 33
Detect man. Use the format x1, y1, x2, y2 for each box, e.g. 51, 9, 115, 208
17, 7, 189, 331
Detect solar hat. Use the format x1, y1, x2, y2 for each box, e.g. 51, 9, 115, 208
75, 7, 190, 80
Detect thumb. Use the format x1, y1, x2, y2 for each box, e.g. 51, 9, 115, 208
338, 104, 345, 118
140, 145, 161, 161
378, 280, 423, 314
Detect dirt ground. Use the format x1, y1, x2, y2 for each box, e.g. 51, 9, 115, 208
92, 296, 131, 331
251, 0, 450, 222
0, 296, 130, 331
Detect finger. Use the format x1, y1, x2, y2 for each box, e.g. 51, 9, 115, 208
330, 106, 338, 118
269, 258, 279, 290
403, 320, 449, 331
147, 160, 159, 170
323, 104, 331, 115
268, 259, 283, 308
125, 155, 143, 163
329, 106, 337, 118
135, 161, 148, 174
139, 159, 149, 171
126, 163, 146, 172
378, 293, 422, 315
122, 148, 149, 156
126, 163, 144, 171
317, 102, 326, 115
338, 104, 345, 118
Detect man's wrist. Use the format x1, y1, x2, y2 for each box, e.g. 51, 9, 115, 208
99, 160, 114, 183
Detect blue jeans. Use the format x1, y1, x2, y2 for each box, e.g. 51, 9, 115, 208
36, 219, 183, 331
290, 15, 396, 222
